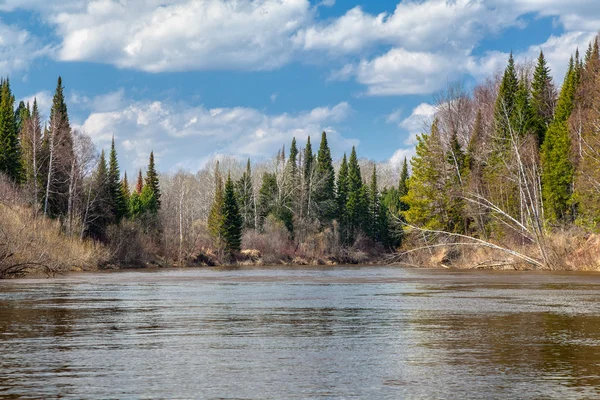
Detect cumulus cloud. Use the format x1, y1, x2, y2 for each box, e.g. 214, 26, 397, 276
0, 22, 49, 76
79, 96, 357, 171
387, 102, 436, 166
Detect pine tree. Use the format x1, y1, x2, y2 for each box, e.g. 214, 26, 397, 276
541, 58, 577, 224
530, 51, 556, 144
0, 78, 21, 181
494, 53, 519, 143
144, 151, 161, 210
369, 165, 382, 241
236, 159, 255, 230
108, 137, 128, 221
221, 173, 243, 253
208, 161, 225, 242
315, 131, 336, 223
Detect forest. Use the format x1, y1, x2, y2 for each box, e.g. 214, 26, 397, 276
2, 34, 600, 276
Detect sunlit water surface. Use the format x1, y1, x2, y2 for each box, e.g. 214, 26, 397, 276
2, 267, 600, 399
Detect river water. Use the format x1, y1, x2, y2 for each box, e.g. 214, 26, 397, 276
1, 267, 600, 399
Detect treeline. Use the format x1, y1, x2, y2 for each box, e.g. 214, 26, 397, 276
399, 35, 600, 269
0, 77, 161, 266
204, 133, 407, 258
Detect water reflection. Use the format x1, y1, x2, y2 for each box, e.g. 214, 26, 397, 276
1, 268, 600, 399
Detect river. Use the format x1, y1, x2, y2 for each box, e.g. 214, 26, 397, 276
1, 267, 600, 399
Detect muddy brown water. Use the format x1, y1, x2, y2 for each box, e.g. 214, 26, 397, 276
1, 267, 600, 399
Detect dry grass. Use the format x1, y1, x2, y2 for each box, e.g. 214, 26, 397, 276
0, 204, 109, 278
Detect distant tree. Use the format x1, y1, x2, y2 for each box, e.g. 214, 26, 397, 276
108, 137, 128, 221
208, 161, 224, 242
236, 159, 255, 230
0, 79, 21, 181
144, 151, 161, 210
221, 173, 243, 253
315, 131, 336, 223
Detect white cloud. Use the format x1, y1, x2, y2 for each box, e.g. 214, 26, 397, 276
400, 103, 436, 145
53, 0, 312, 72
389, 147, 415, 167
79, 97, 356, 172
0, 22, 49, 76
20, 91, 53, 117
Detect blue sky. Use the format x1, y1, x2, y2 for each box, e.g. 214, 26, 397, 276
0, 0, 598, 174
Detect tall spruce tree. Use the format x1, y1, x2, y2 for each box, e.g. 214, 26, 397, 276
346, 146, 368, 243
86, 150, 111, 240
257, 172, 278, 231
403, 120, 452, 230
530, 51, 556, 144
302, 136, 314, 218
336, 153, 349, 244
541, 58, 577, 224
0, 79, 21, 181
109, 137, 128, 221
144, 151, 161, 210
221, 173, 243, 253
315, 131, 336, 223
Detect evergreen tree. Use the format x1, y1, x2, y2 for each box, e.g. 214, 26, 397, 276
236, 159, 255, 230
144, 151, 161, 210
135, 170, 144, 194
42, 76, 75, 218
86, 150, 111, 240
315, 131, 336, 223
20, 99, 42, 200
530, 51, 556, 144
369, 165, 383, 241
108, 137, 128, 221
0, 79, 21, 181
398, 157, 410, 212
494, 52, 519, 142
121, 172, 131, 219
346, 146, 368, 243
302, 136, 314, 218
336, 153, 349, 244
541, 58, 577, 223
257, 172, 278, 231
221, 173, 243, 253
403, 121, 452, 230
208, 161, 224, 242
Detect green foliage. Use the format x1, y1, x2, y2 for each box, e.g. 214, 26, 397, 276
403, 121, 452, 231
121, 172, 131, 219
258, 172, 277, 231
345, 146, 368, 243
336, 153, 349, 244
86, 150, 111, 240
144, 151, 161, 210
541, 58, 577, 224
0, 79, 21, 181
315, 131, 336, 223
530, 51, 555, 144
109, 138, 128, 221
221, 173, 243, 253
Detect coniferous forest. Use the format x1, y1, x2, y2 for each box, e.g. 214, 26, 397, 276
3, 35, 600, 276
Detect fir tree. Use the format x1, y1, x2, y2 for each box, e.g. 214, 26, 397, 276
302, 136, 314, 218
403, 120, 452, 230
0, 78, 21, 181
108, 137, 128, 221
346, 146, 368, 243
398, 157, 410, 212
87, 150, 111, 240
257, 172, 278, 231
221, 173, 243, 253
494, 52, 519, 142
144, 151, 161, 210
315, 131, 336, 223
541, 58, 577, 223
530, 51, 555, 144
336, 153, 349, 244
